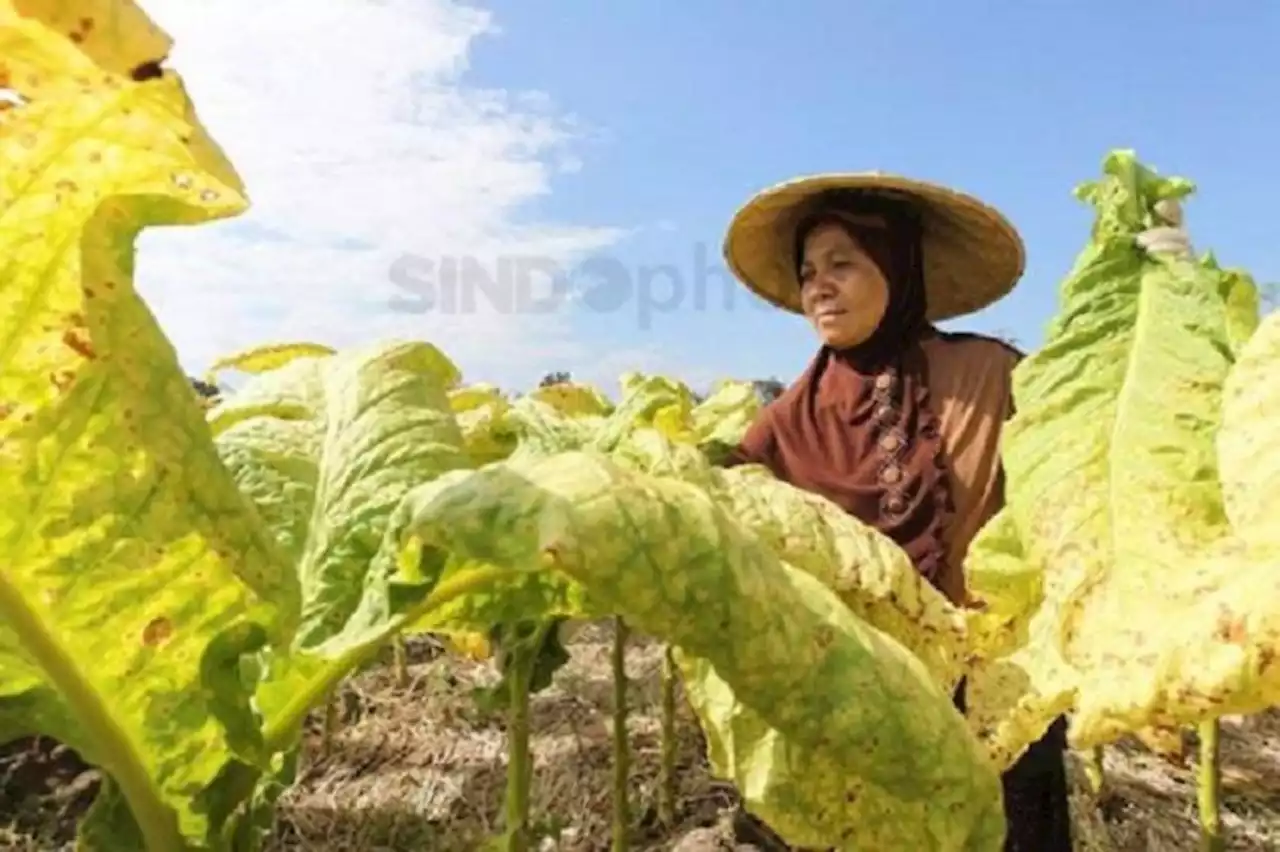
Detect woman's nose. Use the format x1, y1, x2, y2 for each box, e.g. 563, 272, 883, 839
812, 271, 839, 295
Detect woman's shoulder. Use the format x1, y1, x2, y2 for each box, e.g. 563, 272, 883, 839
923, 329, 1024, 372
920, 330, 1023, 411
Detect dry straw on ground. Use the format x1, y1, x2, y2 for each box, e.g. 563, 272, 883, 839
2, 622, 1279, 850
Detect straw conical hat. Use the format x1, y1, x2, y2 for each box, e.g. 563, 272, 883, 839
723, 172, 1026, 320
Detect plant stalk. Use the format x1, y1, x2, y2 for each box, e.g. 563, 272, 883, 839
392, 636, 409, 687
658, 645, 677, 827
504, 638, 534, 852
320, 692, 337, 756
0, 573, 184, 851
1082, 745, 1106, 796
612, 616, 631, 851
1198, 719, 1224, 852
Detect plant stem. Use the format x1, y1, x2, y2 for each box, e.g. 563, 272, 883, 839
503, 626, 540, 852
1198, 719, 1224, 852
392, 636, 409, 687
320, 692, 337, 756
658, 645, 677, 827
612, 616, 631, 851
1082, 745, 1106, 796
0, 573, 184, 851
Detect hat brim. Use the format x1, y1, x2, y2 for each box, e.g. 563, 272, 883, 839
722, 173, 1026, 321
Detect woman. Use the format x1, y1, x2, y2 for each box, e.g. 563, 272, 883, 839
716, 172, 1080, 851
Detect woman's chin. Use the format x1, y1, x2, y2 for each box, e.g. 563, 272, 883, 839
816, 325, 873, 349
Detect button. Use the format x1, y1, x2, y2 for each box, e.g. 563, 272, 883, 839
886, 495, 906, 513
875, 405, 893, 421
874, 373, 894, 390
881, 463, 902, 484
879, 432, 902, 452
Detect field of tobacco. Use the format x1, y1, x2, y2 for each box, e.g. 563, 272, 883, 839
3, 2, 1280, 850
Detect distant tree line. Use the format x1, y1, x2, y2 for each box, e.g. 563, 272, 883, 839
191, 378, 220, 398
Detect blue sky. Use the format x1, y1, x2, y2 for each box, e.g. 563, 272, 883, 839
461, 1, 1279, 383
142, 1, 1278, 393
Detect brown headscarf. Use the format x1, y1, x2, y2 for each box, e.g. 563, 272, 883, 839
732, 191, 957, 596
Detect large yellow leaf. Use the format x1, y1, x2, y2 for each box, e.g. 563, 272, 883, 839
394, 451, 1007, 850
0, 1, 297, 847
964, 151, 1280, 766
1218, 309, 1280, 552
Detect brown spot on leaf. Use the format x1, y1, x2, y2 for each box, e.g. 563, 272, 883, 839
130, 60, 164, 83
141, 616, 174, 647
61, 329, 96, 360
50, 371, 75, 392
1215, 606, 1248, 646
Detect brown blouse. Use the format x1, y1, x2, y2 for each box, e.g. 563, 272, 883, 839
727, 330, 1021, 605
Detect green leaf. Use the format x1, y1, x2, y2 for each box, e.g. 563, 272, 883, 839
394, 451, 1006, 851
0, 2, 296, 847
210, 339, 473, 649
690, 378, 763, 446
506, 395, 602, 457
471, 618, 571, 713
715, 466, 970, 686
591, 373, 699, 450
203, 341, 337, 386
605, 429, 970, 687
449, 383, 519, 465
965, 150, 1280, 765
198, 340, 483, 832
1218, 309, 1280, 549
1207, 260, 1262, 356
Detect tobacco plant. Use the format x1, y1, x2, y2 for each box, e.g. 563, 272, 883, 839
4, 4, 1280, 852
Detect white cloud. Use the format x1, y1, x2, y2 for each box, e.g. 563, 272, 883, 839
134, 0, 629, 389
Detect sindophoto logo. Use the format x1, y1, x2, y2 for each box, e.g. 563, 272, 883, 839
387, 244, 775, 328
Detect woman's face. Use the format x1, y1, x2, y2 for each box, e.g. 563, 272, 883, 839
797, 221, 890, 348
